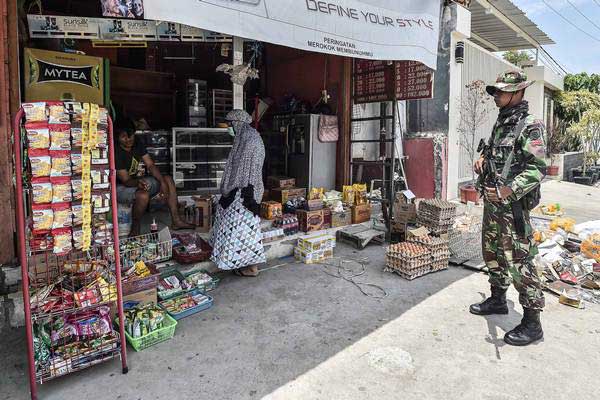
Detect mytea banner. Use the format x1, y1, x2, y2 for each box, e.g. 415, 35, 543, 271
144, 0, 441, 69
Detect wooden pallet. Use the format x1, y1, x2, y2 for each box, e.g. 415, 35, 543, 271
336, 225, 386, 250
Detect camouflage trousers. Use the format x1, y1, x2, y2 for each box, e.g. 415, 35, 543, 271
482, 200, 545, 310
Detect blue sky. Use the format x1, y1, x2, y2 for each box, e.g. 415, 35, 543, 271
512, 0, 600, 73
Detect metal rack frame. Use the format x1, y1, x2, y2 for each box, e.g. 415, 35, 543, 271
13, 109, 128, 400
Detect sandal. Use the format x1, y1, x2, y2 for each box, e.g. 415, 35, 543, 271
233, 268, 259, 277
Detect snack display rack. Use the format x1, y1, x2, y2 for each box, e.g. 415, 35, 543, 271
13, 105, 128, 400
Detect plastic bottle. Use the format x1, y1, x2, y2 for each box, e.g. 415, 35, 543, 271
150, 218, 158, 234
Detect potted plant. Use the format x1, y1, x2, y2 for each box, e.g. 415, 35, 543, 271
568, 108, 600, 185
457, 80, 495, 204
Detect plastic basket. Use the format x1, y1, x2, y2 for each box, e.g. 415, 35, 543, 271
159, 289, 213, 320
182, 269, 220, 293
116, 313, 178, 352
157, 269, 188, 301
118, 229, 173, 269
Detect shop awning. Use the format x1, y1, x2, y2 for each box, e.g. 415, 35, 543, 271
144, 0, 441, 70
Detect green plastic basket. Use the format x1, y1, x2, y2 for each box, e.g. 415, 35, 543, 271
116, 313, 178, 352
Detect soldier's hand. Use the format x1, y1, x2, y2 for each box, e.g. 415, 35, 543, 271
474, 157, 484, 175
485, 186, 513, 203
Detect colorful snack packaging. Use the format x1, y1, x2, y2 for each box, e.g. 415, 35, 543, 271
64, 101, 83, 117
95, 129, 108, 149
92, 191, 110, 214
91, 167, 110, 190
71, 151, 82, 175
72, 226, 84, 250
49, 123, 72, 150
52, 227, 72, 255
51, 176, 72, 203
51, 202, 72, 229
22, 102, 47, 122
31, 177, 53, 204
71, 127, 83, 148
342, 185, 355, 206
91, 148, 109, 164
29, 149, 52, 178
25, 122, 50, 149
71, 201, 84, 226
47, 102, 69, 124
71, 177, 82, 201
353, 183, 367, 205
309, 188, 325, 200
32, 204, 53, 233
50, 150, 72, 177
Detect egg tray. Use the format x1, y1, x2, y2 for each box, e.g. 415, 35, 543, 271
431, 259, 449, 272
418, 199, 457, 214
385, 264, 435, 281
386, 243, 430, 258
385, 256, 431, 270
408, 236, 449, 253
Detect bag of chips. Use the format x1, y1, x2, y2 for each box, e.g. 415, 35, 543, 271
71, 151, 82, 175
49, 124, 72, 150
50, 150, 72, 177
47, 102, 69, 124
29, 149, 52, 178
50, 176, 72, 203
32, 204, 53, 233
71, 178, 83, 201
52, 227, 73, 255
32, 177, 53, 204
95, 129, 108, 149
353, 183, 367, 205
22, 102, 47, 122
25, 122, 50, 149
51, 202, 72, 229
343, 185, 355, 205
71, 127, 83, 148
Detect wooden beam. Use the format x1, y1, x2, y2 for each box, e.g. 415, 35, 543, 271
336, 57, 352, 190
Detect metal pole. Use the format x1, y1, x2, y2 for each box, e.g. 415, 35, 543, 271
107, 116, 128, 374
13, 108, 38, 400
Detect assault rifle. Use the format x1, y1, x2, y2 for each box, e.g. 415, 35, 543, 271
476, 138, 501, 199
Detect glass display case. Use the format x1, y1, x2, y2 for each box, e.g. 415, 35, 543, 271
172, 127, 232, 194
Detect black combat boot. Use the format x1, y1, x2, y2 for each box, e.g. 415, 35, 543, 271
504, 308, 543, 346
469, 287, 509, 315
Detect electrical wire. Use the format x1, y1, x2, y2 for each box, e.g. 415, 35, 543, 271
541, 0, 600, 42
319, 257, 388, 299
565, 0, 600, 33
593, 0, 600, 10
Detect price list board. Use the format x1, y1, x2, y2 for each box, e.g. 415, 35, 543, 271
353, 60, 394, 104
395, 61, 434, 101
353, 59, 434, 104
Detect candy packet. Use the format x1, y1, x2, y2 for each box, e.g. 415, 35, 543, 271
22, 102, 47, 122
32, 203, 53, 233
29, 149, 52, 178
25, 122, 50, 149
50, 150, 72, 177
49, 123, 72, 150
51, 176, 72, 203
31, 177, 53, 204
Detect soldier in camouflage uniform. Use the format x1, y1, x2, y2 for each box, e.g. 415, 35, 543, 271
470, 71, 547, 346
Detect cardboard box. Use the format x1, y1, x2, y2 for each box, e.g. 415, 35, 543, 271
267, 176, 296, 189
122, 287, 158, 309
260, 201, 283, 220
297, 233, 336, 252
271, 187, 306, 204
406, 226, 430, 240
351, 204, 371, 224
332, 209, 352, 228
121, 264, 160, 296
322, 207, 332, 229
188, 196, 212, 233
393, 190, 417, 224
305, 199, 324, 211
296, 209, 324, 232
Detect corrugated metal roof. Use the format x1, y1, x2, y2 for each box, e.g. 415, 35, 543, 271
470, 0, 555, 51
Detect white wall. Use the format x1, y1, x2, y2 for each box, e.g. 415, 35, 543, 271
524, 81, 545, 121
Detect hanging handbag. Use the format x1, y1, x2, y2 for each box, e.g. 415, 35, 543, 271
318, 115, 339, 143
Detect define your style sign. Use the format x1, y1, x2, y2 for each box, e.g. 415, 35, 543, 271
144, 0, 441, 69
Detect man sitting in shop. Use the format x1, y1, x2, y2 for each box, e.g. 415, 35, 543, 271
114, 119, 194, 236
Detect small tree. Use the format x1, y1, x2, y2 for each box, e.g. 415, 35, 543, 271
503, 50, 533, 68
458, 80, 495, 182
568, 108, 600, 175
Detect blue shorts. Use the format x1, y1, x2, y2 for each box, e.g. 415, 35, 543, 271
116, 176, 161, 204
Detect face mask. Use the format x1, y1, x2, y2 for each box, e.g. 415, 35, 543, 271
227, 127, 235, 137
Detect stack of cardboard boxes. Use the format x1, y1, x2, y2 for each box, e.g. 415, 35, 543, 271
294, 233, 336, 264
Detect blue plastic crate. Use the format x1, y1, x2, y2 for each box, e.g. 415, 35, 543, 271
158, 289, 213, 320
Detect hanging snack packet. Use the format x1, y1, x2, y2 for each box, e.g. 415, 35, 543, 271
51, 202, 72, 229
31, 178, 53, 204
25, 122, 50, 149
64, 101, 83, 117
50, 150, 72, 177
49, 123, 72, 150
71, 177, 83, 201
72, 201, 83, 226
95, 128, 108, 149
91, 166, 110, 190
29, 149, 52, 178
32, 204, 53, 233
72, 226, 84, 250
47, 102, 69, 124
71, 126, 83, 148
22, 102, 47, 122
51, 176, 72, 203
353, 183, 367, 205
91, 148, 109, 164
342, 185, 355, 206
71, 151, 82, 175
52, 227, 73, 255
92, 191, 111, 214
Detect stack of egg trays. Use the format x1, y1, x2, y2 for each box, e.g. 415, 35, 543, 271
385, 243, 432, 279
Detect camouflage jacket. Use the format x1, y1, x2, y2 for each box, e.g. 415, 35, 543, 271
488, 101, 547, 202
